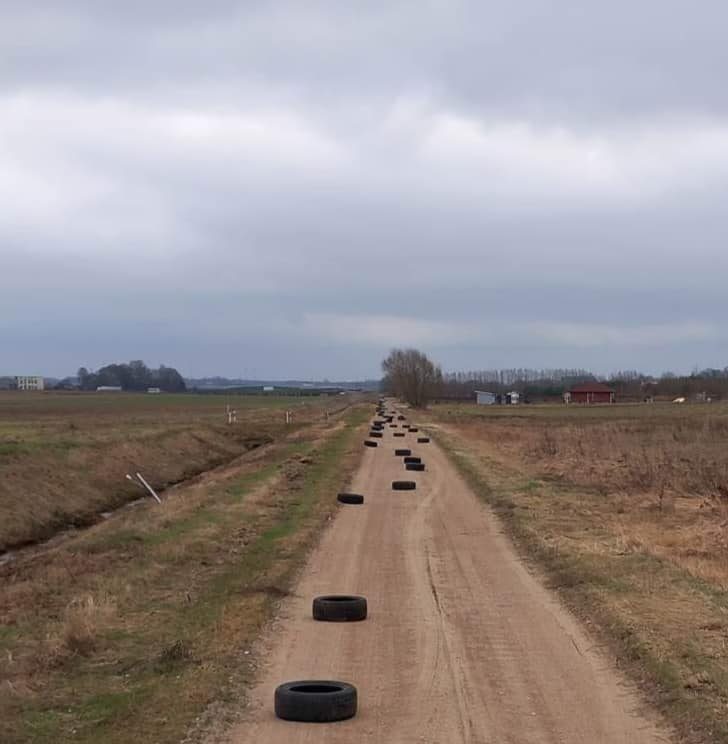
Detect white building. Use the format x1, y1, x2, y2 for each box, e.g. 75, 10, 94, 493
15, 375, 44, 391
475, 390, 496, 405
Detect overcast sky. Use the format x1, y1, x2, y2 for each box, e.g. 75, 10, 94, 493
2, 1, 728, 379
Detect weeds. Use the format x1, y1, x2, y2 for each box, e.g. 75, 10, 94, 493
61, 595, 116, 656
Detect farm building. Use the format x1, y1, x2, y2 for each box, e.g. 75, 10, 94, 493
505, 391, 520, 405
475, 390, 496, 405
566, 382, 615, 404
15, 375, 44, 391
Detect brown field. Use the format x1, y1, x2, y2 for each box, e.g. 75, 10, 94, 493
0, 392, 347, 552
0, 392, 369, 744
426, 401, 728, 743
7, 394, 728, 743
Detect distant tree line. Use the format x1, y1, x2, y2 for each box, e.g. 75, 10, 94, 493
440, 368, 596, 400
379, 350, 728, 405
439, 367, 728, 401
75, 360, 186, 392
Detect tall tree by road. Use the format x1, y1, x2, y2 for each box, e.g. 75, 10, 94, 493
381, 348, 442, 408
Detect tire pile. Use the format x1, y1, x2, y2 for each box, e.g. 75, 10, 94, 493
274, 397, 430, 723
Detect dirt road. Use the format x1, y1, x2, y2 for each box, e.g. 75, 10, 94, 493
228, 421, 670, 743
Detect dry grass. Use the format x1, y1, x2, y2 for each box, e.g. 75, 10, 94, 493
61, 595, 116, 656
0, 392, 345, 551
33, 594, 119, 667
527, 414, 728, 496
434, 403, 728, 588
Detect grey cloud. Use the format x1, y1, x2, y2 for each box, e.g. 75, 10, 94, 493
4, 2, 728, 118
2, 2, 728, 378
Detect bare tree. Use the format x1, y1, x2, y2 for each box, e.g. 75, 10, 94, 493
381, 348, 443, 408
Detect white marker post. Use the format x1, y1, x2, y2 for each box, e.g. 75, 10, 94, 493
135, 472, 162, 504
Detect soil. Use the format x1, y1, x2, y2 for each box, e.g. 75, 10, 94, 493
227, 421, 671, 742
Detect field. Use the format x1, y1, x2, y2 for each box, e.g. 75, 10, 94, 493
427, 401, 728, 742
0, 392, 369, 744
0, 392, 346, 552
6, 394, 728, 743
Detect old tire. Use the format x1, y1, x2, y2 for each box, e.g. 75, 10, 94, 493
395, 448, 412, 456
397, 415, 406, 421
274, 681, 357, 722
409, 427, 419, 433
337, 493, 364, 505
364, 440, 378, 448
369, 431, 383, 438
403, 456, 421, 464
406, 462, 425, 471
392, 480, 416, 490
417, 437, 430, 443
393, 432, 405, 438
312, 595, 367, 622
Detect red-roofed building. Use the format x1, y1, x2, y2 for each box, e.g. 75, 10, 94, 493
566, 382, 615, 404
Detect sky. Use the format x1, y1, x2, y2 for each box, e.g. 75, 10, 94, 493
2, 1, 728, 380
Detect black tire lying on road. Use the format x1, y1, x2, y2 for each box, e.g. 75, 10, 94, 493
406, 462, 425, 471
364, 440, 378, 447
393, 432, 405, 438
274, 681, 357, 722
337, 493, 364, 505
395, 448, 412, 456
403, 456, 421, 464
369, 431, 383, 438
409, 427, 419, 432
417, 437, 430, 443
392, 480, 416, 490
312, 595, 367, 622
397, 415, 406, 421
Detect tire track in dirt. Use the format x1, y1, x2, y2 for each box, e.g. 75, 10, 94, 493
226, 419, 672, 743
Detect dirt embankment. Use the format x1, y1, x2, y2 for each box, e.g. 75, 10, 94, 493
0, 425, 270, 552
